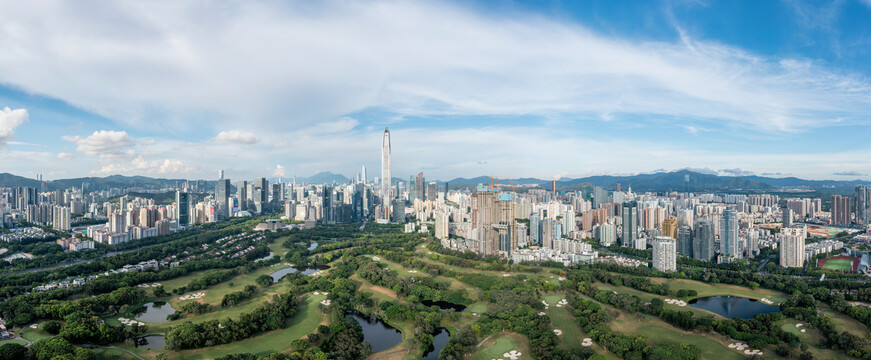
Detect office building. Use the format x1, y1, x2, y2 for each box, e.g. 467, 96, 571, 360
693, 219, 715, 261
782, 207, 793, 228
216, 178, 230, 218
831, 195, 852, 225
621, 201, 637, 247
720, 208, 738, 258
677, 225, 692, 256
176, 191, 190, 227
381, 127, 392, 219
237, 180, 247, 211
856, 185, 869, 225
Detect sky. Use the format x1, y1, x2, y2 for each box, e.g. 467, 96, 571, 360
1, 0, 871, 182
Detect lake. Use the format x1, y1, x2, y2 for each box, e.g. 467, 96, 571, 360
347, 311, 403, 354
135, 335, 165, 350
133, 302, 176, 323
269, 265, 329, 283
422, 327, 450, 360
688, 296, 781, 319
421, 299, 467, 312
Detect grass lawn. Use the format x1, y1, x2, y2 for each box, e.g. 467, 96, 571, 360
777, 318, 851, 360
596, 283, 717, 319
821, 259, 854, 272
545, 294, 615, 358
19, 324, 53, 343
647, 277, 789, 303
610, 312, 744, 360
469, 332, 529, 360
0, 339, 29, 346
466, 303, 488, 313
820, 305, 871, 341
125, 293, 328, 360
93, 347, 140, 360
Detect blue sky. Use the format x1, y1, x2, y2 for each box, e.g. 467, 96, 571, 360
0, 0, 870, 181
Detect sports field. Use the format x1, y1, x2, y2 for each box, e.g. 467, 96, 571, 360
821, 259, 855, 272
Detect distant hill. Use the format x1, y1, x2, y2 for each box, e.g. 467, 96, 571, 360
301, 172, 351, 184
0, 173, 208, 191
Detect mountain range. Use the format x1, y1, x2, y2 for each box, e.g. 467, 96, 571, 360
2, 170, 869, 193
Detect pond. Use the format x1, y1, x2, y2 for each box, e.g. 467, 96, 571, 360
269, 265, 329, 283
133, 302, 176, 323
422, 327, 450, 360
688, 296, 781, 319
308, 242, 318, 250
421, 299, 467, 312
135, 335, 165, 350
255, 251, 274, 262
347, 311, 403, 354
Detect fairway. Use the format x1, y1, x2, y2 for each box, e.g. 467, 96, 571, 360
126, 293, 328, 359
822, 259, 854, 272
610, 312, 744, 360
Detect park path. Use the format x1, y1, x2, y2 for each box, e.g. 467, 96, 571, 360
476, 334, 495, 348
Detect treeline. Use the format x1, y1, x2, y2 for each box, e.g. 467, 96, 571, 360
165, 292, 299, 349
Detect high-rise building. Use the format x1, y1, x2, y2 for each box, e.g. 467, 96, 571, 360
254, 178, 268, 203
831, 195, 852, 225
855, 185, 869, 225
661, 218, 677, 239
176, 191, 190, 227
361, 165, 367, 184
237, 180, 247, 211
592, 186, 609, 209
381, 127, 392, 219
597, 222, 616, 246
414, 172, 425, 202
216, 178, 230, 218
652, 236, 677, 272
779, 227, 806, 268
621, 201, 638, 247
426, 182, 438, 202
782, 207, 793, 228
693, 219, 714, 261
529, 213, 541, 245
677, 225, 692, 256
720, 208, 738, 258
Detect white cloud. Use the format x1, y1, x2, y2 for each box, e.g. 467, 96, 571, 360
213, 130, 260, 145
0, 107, 28, 147
271, 164, 286, 178
56, 152, 74, 160
95, 156, 195, 176
0, 1, 867, 135
64, 130, 136, 159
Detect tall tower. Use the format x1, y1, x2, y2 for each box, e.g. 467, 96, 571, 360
361, 165, 367, 184
381, 127, 392, 219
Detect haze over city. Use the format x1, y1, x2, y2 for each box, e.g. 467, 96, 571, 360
1, 1, 871, 180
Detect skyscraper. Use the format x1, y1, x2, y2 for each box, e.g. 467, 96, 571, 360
652, 236, 677, 272
677, 225, 692, 256
381, 127, 391, 219
176, 191, 190, 227
361, 165, 367, 184
237, 180, 247, 211
831, 195, 852, 225
782, 207, 793, 228
855, 185, 869, 225
414, 172, 425, 202
621, 201, 637, 247
693, 219, 714, 261
720, 208, 738, 258
529, 213, 541, 246
216, 178, 230, 218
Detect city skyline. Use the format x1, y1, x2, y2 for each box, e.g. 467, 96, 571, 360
1, 1, 871, 180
